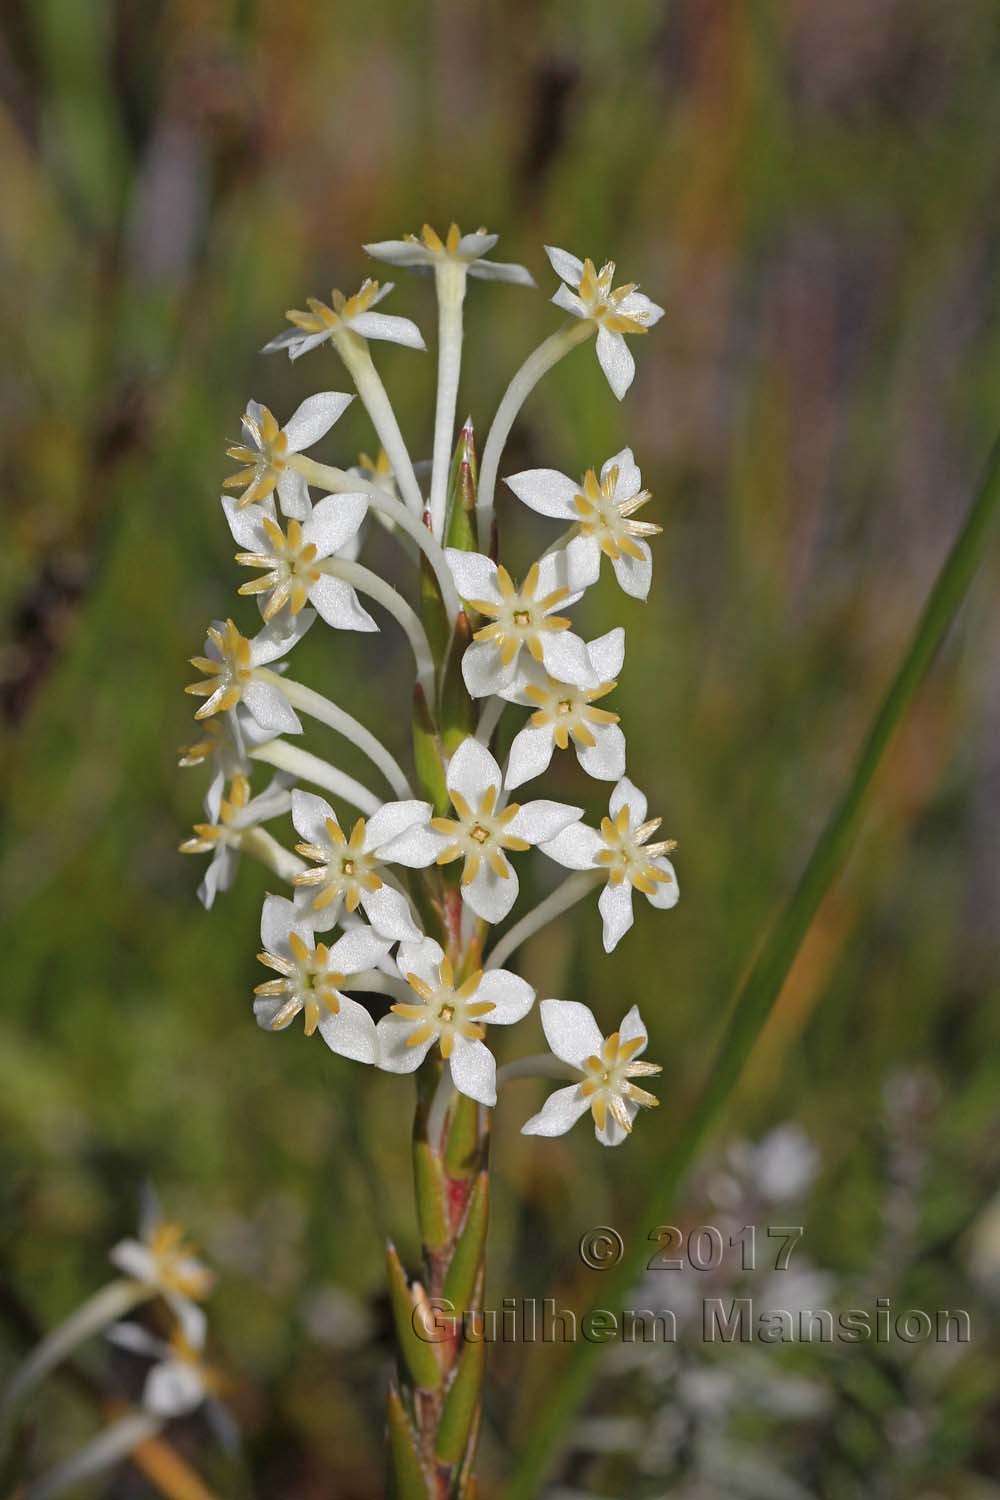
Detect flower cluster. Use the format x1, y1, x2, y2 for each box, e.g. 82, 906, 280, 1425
179, 224, 678, 1145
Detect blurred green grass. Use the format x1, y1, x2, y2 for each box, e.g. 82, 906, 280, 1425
2, 0, 1000, 1494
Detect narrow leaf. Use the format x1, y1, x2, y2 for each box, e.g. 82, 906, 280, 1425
411, 683, 449, 816
386, 1242, 442, 1392
439, 610, 476, 758
442, 1090, 481, 1179
413, 1141, 450, 1252
442, 1174, 488, 1322
435, 1335, 485, 1466
444, 417, 479, 553
386, 1383, 432, 1500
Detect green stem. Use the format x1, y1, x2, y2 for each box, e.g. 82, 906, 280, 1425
504, 436, 1000, 1498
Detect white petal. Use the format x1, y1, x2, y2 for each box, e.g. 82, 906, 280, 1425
595, 327, 635, 400
539, 630, 599, 688
250, 612, 314, 664
596, 1098, 639, 1147
291, 788, 336, 846
241, 401, 268, 449
617, 290, 665, 326
551, 283, 587, 318
586, 627, 625, 681
254, 995, 295, 1031
292, 886, 343, 934
349, 311, 426, 349
260, 892, 298, 951
283, 391, 354, 452
445, 550, 501, 605
618, 1005, 648, 1053
308, 574, 378, 632
457, 231, 499, 258
318, 995, 377, 1063
539, 998, 604, 1068
109, 1240, 155, 1284
599, 880, 634, 952
645, 858, 680, 910
464, 857, 518, 924
166, 1295, 208, 1349
520, 1083, 590, 1137
504, 468, 578, 520
107, 1322, 166, 1359
144, 1360, 205, 1417
610, 542, 652, 601
360, 881, 421, 940
376, 1013, 434, 1072
242, 680, 302, 734
609, 776, 647, 826
325, 925, 393, 975
446, 736, 503, 804
462, 639, 517, 698
504, 799, 582, 846
198, 844, 237, 908
534, 549, 584, 605
221, 495, 270, 551
363, 239, 433, 267
560, 535, 602, 593
474, 969, 535, 1025
378, 823, 449, 868
366, 799, 432, 850
576, 723, 626, 782
544, 246, 584, 287
539, 821, 604, 870
602, 446, 641, 498
467, 259, 535, 285
448, 1036, 496, 1106
303, 494, 368, 558
204, 768, 225, 825
396, 936, 445, 989
276, 467, 311, 519
505, 724, 555, 790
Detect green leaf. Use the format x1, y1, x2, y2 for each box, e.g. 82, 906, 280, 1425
413, 1141, 450, 1252
504, 437, 1000, 1497
442, 1090, 481, 1179
386, 1242, 442, 1392
420, 549, 451, 665
411, 683, 449, 816
435, 1334, 485, 1466
386, 1382, 432, 1500
444, 417, 478, 554
438, 610, 476, 758
442, 1173, 488, 1322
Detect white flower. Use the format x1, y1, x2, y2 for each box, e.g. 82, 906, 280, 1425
521, 1001, 661, 1146
222, 493, 375, 633
376, 937, 535, 1105
107, 1320, 215, 1418
178, 705, 275, 823
179, 773, 291, 908
446, 549, 598, 699
262, 279, 425, 360
253, 894, 386, 1062
289, 788, 427, 940
505, 448, 661, 600
499, 628, 626, 790
109, 1191, 213, 1345
223, 393, 353, 518
364, 222, 535, 285
545, 247, 664, 400
184, 614, 312, 734
541, 776, 678, 952
379, 737, 581, 925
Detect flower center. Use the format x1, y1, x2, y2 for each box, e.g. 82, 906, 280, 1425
596, 805, 677, 895
293, 815, 383, 914
468, 561, 571, 669
391, 960, 495, 1059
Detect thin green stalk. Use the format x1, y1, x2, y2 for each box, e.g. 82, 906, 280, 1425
504, 435, 1000, 1499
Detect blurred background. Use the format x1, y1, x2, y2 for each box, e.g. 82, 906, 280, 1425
2, 1, 1000, 1495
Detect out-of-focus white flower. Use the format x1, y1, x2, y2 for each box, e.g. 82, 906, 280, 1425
107, 1320, 216, 1417
499, 628, 626, 789
376, 937, 534, 1105
731, 1124, 821, 1203
545, 247, 664, 399
521, 1001, 661, 1146
179, 773, 291, 908
541, 775, 678, 952
380, 737, 581, 924
262, 279, 425, 360
290, 788, 426, 940
223, 394, 354, 518
364, 222, 535, 285
253, 894, 386, 1061
506, 448, 660, 600
223, 494, 374, 632
184, 615, 312, 734
178, 706, 275, 823
446, 550, 597, 699
109, 1192, 213, 1346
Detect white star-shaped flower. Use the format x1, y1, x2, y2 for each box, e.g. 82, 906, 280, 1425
179, 773, 291, 908
253, 894, 387, 1062
545, 247, 664, 399
376, 936, 535, 1105
446, 549, 598, 699
364, 222, 535, 285
107, 1319, 216, 1417
222, 493, 374, 634
505, 448, 660, 600
262, 279, 425, 361
521, 1001, 661, 1147
184, 614, 312, 734
223, 393, 354, 518
499, 629, 626, 790
541, 776, 678, 952
289, 788, 427, 940
379, 737, 581, 925
109, 1190, 213, 1346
